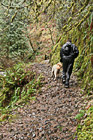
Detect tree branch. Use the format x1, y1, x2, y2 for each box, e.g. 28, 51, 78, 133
1, 1, 33, 9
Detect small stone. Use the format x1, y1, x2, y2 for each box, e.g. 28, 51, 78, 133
29, 128, 33, 133
32, 133, 36, 138
20, 137, 24, 140
32, 112, 35, 115
39, 127, 43, 132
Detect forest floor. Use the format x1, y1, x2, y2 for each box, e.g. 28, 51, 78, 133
0, 60, 86, 140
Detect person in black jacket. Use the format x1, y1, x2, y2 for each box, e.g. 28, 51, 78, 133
60, 40, 79, 88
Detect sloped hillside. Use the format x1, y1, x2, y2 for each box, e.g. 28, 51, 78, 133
50, 10, 93, 140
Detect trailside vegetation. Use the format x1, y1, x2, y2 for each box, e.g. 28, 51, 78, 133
0, 62, 43, 121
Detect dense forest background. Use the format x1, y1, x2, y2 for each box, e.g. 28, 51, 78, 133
0, 0, 93, 139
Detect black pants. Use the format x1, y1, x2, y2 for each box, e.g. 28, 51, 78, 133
62, 59, 74, 83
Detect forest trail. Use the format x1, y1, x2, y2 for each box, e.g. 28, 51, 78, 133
0, 61, 84, 140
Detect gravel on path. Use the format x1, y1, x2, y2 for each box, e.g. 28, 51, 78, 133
0, 62, 84, 140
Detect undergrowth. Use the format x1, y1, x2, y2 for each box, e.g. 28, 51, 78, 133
74, 106, 93, 140
0, 62, 43, 121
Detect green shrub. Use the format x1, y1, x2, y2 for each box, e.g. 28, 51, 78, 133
0, 63, 42, 109
74, 106, 93, 140
0, 2, 33, 60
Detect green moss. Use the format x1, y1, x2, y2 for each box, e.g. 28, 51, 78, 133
63, 25, 68, 30
77, 10, 91, 28
51, 43, 61, 65
68, 17, 72, 23
74, 106, 93, 140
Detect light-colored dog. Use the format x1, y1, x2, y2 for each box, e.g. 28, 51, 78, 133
51, 62, 62, 80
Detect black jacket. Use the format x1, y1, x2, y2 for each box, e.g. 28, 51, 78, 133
60, 42, 79, 63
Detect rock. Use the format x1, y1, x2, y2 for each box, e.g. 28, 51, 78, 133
32, 133, 36, 138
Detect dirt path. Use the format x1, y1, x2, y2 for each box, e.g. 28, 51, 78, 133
0, 61, 84, 140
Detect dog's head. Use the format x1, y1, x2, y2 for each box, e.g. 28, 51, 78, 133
57, 62, 62, 68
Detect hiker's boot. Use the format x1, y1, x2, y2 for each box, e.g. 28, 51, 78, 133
65, 80, 69, 88
62, 72, 66, 84
62, 78, 66, 84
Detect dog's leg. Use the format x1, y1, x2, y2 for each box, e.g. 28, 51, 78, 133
54, 69, 57, 80
57, 69, 60, 79
51, 68, 54, 77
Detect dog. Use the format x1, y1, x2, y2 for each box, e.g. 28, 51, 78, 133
51, 62, 62, 80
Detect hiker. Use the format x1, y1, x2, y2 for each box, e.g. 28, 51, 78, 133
60, 40, 79, 88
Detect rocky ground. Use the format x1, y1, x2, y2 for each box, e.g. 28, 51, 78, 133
0, 61, 85, 140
